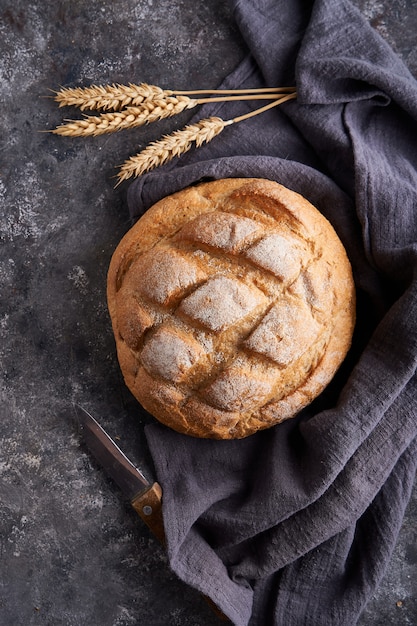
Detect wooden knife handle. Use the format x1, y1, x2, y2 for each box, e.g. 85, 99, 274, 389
131, 482, 229, 622
131, 482, 165, 545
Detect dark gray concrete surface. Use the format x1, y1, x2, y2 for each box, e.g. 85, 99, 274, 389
0, 1, 416, 624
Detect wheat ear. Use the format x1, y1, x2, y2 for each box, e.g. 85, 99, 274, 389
53, 83, 166, 111
53, 82, 296, 111
51, 96, 197, 137
116, 91, 296, 183
116, 117, 227, 184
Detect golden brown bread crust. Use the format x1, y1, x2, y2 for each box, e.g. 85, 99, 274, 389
107, 178, 356, 439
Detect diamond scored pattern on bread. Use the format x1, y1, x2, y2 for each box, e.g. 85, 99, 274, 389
107, 178, 356, 439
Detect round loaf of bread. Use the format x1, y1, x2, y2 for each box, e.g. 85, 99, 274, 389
107, 178, 355, 439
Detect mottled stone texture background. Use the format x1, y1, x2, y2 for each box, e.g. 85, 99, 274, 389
1, 1, 416, 624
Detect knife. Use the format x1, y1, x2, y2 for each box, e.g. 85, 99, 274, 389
74, 404, 229, 622
74, 405, 165, 544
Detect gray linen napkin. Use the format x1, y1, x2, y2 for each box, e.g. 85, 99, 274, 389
126, 0, 417, 623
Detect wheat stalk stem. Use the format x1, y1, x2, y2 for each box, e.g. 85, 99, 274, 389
231, 91, 297, 123
174, 86, 296, 96
195, 92, 295, 104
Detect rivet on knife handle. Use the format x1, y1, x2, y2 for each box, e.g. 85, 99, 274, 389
131, 482, 165, 544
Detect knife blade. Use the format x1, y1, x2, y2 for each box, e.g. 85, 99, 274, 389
74, 405, 165, 544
